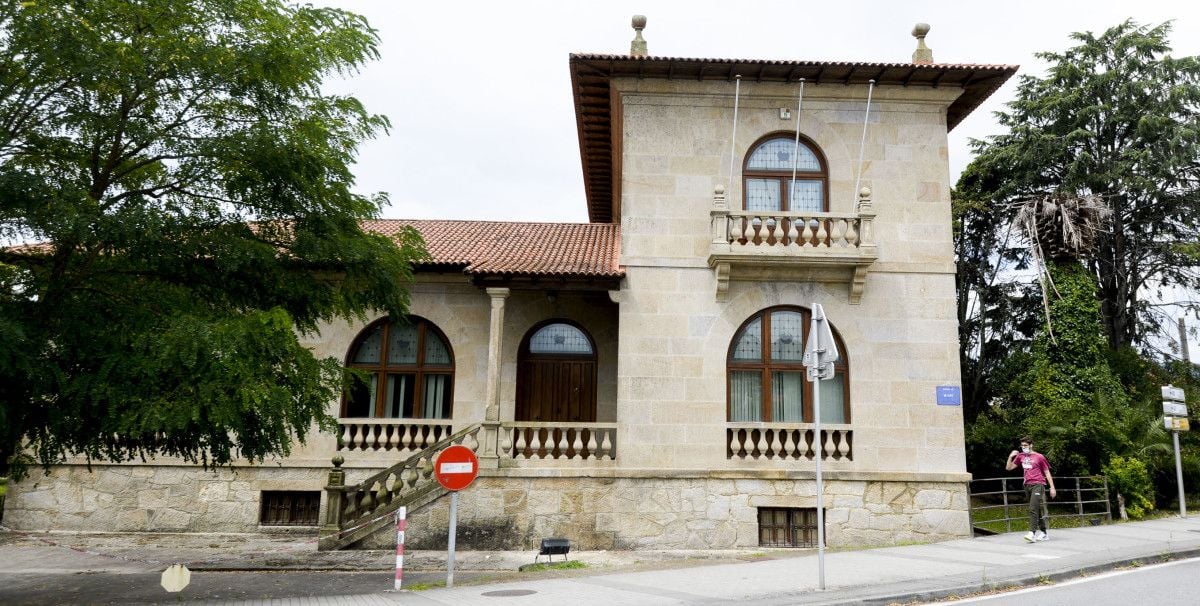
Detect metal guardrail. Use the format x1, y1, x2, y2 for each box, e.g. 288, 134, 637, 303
968, 475, 1112, 535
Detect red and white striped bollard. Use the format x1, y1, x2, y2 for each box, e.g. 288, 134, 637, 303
395, 506, 407, 590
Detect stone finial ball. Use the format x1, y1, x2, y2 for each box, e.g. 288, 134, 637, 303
332, 455, 345, 467
715, 183, 726, 195
632, 15, 647, 30
912, 23, 930, 37
859, 186, 872, 198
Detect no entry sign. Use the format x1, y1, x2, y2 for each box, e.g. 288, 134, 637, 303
434, 445, 479, 491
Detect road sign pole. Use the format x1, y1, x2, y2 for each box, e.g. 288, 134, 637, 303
1174, 431, 1186, 518
806, 301, 831, 591
447, 491, 459, 588
814, 359, 825, 591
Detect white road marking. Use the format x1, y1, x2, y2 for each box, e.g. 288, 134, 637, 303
929, 556, 1200, 603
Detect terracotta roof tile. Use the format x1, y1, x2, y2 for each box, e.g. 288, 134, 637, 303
362, 219, 623, 279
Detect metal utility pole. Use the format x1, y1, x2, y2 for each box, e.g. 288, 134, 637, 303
804, 303, 839, 590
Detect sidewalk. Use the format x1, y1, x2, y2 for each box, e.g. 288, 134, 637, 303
5, 515, 1200, 605
369, 515, 1200, 605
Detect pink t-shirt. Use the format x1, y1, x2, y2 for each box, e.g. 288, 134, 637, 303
1016, 452, 1050, 485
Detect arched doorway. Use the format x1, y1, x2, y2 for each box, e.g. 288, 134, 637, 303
515, 320, 597, 423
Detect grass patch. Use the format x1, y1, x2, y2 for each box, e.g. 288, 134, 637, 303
403, 582, 443, 591
519, 560, 587, 573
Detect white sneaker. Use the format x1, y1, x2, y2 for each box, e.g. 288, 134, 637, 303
1023, 532, 1036, 543
1035, 531, 1048, 542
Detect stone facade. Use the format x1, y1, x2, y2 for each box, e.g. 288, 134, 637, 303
5, 464, 327, 533
3, 52, 991, 551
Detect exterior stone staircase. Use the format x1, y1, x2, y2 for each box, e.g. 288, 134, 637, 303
318, 423, 481, 550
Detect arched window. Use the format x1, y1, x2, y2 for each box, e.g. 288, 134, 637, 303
727, 307, 849, 423
343, 317, 454, 419
742, 134, 828, 213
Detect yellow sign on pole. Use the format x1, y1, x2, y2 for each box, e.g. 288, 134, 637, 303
1163, 417, 1191, 432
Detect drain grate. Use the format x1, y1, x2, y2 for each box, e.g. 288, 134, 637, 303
482, 589, 538, 597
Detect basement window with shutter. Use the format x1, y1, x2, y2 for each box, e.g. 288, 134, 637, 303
758, 507, 821, 548
259, 491, 321, 526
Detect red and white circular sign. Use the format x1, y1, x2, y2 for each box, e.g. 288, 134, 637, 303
434, 445, 479, 491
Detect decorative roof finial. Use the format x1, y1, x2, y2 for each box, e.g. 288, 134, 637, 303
631, 15, 648, 57
911, 23, 933, 64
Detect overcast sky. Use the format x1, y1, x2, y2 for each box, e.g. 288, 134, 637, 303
315, 1, 1200, 224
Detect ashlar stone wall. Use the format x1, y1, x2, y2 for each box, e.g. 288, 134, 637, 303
364, 475, 970, 550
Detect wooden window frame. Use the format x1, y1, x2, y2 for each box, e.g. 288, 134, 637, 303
341, 316, 455, 419
758, 507, 821, 548
726, 306, 850, 423
741, 132, 830, 212
259, 490, 321, 527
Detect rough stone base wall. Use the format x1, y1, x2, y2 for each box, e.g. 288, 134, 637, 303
363, 476, 970, 550
4, 467, 969, 550
2, 465, 327, 532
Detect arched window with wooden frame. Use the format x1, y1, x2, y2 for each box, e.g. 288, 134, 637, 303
742, 133, 829, 213
727, 306, 849, 423
342, 317, 454, 419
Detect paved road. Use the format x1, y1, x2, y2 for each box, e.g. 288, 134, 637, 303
928, 556, 1200, 605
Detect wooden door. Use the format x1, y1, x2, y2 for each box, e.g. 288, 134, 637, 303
516, 357, 597, 423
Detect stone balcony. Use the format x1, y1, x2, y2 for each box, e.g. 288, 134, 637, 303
707, 186, 878, 303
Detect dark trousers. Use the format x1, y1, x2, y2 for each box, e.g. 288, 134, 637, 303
1025, 483, 1048, 533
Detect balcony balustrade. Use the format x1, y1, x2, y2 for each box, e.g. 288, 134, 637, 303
727, 423, 853, 461
500, 421, 617, 462
337, 419, 454, 453
708, 185, 878, 303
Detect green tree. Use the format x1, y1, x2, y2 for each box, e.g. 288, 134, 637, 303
952, 187, 1039, 424
958, 20, 1200, 351
0, 0, 424, 478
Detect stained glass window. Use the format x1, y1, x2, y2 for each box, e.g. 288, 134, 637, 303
743, 135, 827, 213
747, 139, 821, 171
727, 307, 849, 423
344, 318, 454, 419
529, 323, 593, 354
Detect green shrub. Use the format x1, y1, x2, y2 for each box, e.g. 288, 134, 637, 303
1104, 455, 1155, 519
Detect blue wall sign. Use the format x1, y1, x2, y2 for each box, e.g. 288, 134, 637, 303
936, 385, 962, 406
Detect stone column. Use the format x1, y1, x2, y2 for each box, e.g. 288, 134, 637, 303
480, 287, 510, 468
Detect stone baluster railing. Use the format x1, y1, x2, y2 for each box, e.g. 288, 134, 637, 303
500, 422, 617, 461
337, 419, 454, 452
726, 424, 853, 460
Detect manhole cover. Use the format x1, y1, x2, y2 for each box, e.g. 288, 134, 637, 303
482, 589, 538, 597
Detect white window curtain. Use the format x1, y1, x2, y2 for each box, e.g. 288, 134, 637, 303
730, 371, 762, 421
424, 375, 448, 419
818, 375, 845, 423
772, 371, 805, 422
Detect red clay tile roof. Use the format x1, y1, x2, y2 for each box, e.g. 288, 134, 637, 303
361, 219, 623, 279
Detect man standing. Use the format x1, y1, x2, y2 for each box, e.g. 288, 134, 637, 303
1006, 436, 1056, 542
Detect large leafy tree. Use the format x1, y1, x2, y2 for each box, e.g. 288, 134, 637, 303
958, 20, 1200, 352
0, 0, 423, 477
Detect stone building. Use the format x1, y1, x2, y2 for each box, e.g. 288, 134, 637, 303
4, 21, 1017, 551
